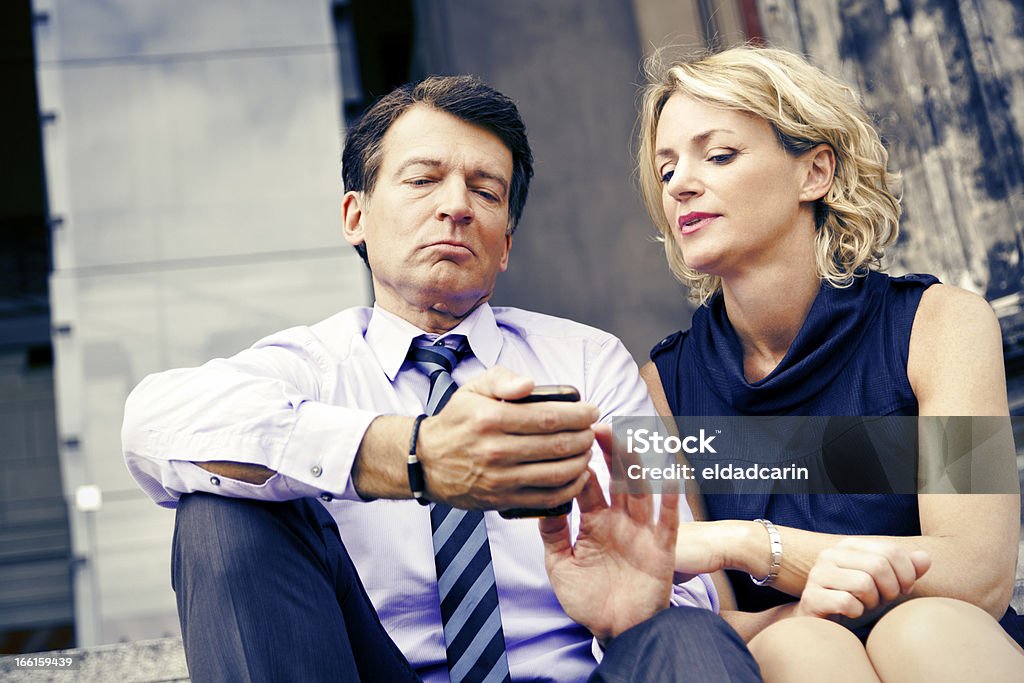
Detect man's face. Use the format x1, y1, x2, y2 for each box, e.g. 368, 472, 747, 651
343, 104, 514, 327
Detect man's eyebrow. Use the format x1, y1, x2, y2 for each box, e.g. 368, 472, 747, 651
393, 157, 442, 176
469, 169, 509, 196
654, 128, 736, 158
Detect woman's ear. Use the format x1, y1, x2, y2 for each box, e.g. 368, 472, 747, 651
342, 191, 366, 247
800, 144, 836, 203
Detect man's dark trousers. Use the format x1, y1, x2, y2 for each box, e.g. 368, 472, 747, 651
172, 492, 762, 682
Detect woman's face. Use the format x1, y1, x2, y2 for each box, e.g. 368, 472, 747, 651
654, 93, 816, 279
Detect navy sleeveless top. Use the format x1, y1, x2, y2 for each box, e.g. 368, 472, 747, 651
652, 270, 1024, 642
652, 271, 935, 613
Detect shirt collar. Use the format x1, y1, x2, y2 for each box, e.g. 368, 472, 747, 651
365, 303, 503, 380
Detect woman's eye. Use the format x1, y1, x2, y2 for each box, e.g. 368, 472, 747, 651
660, 169, 674, 184
707, 151, 736, 164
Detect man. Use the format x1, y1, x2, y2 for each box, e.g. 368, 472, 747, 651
122, 75, 760, 682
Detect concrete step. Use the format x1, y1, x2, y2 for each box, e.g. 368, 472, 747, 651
0, 636, 187, 682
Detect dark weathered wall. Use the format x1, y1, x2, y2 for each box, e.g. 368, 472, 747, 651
758, 0, 1024, 300
411, 0, 693, 361
406, 1, 1023, 356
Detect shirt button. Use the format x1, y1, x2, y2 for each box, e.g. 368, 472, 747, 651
311, 465, 322, 477
209, 476, 221, 486
319, 493, 333, 502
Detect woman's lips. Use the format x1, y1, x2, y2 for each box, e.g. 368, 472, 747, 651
677, 212, 719, 235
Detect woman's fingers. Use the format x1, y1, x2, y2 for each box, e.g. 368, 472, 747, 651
800, 583, 866, 619
807, 564, 881, 611
817, 548, 900, 603
908, 549, 931, 586
823, 538, 930, 600
800, 540, 934, 620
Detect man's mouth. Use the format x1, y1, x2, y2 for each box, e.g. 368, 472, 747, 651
427, 241, 474, 255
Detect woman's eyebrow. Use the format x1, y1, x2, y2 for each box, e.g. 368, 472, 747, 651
690, 128, 735, 145
655, 128, 736, 158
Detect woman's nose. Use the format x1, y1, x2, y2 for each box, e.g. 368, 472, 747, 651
665, 163, 703, 200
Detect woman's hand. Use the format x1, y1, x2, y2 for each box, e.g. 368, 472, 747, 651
795, 537, 931, 619
674, 521, 732, 581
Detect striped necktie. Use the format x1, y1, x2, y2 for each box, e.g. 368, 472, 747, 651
408, 336, 512, 683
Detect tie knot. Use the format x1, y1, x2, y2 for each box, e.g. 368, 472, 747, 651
408, 335, 471, 376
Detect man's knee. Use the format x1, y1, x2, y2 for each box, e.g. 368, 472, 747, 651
635, 606, 744, 645
175, 491, 253, 535
608, 607, 761, 681
176, 491, 282, 534
172, 493, 317, 589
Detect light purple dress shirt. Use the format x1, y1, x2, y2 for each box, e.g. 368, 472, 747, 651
123, 303, 717, 683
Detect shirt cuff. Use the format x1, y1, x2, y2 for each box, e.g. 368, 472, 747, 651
272, 401, 381, 501
671, 572, 720, 613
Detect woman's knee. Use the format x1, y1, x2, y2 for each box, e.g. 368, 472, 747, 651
867, 597, 1023, 679
867, 597, 997, 658
747, 616, 880, 683
749, 616, 863, 663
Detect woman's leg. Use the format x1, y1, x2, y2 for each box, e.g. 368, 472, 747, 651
866, 597, 1024, 682
748, 617, 880, 683
745, 618, 880, 679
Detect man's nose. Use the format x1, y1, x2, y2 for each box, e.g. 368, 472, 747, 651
435, 179, 473, 225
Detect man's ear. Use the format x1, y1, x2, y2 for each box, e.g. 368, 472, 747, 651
499, 233, 512, 272
342, 191, 366, 247
800, 144, 836, 203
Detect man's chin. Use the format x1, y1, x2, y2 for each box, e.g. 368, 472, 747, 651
429, 294, 491, 319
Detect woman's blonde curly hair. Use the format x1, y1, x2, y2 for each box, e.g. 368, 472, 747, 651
637, 45, 901, 305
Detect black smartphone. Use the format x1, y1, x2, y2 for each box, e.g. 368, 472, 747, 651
499, 385, 582, 520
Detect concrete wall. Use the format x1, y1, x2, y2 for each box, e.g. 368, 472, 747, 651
34, 0, 369, 646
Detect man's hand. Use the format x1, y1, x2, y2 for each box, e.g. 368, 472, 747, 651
417, 367, 599, 510
538, 424, 679, 645
795, 537, 931, 620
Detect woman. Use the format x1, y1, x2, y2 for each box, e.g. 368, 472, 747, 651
636, 46, 1024, 681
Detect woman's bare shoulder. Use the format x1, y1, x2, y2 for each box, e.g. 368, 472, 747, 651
908, 283, 1006, 414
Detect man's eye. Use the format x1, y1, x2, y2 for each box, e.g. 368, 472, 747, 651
660, 169, 674, 184
475, 189, 499, 202
410, 178, 435, 186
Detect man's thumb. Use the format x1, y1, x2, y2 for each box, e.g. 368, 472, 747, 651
464, 365, 534, 400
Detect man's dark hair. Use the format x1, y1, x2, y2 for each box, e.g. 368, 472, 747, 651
342, 75, 534, 266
